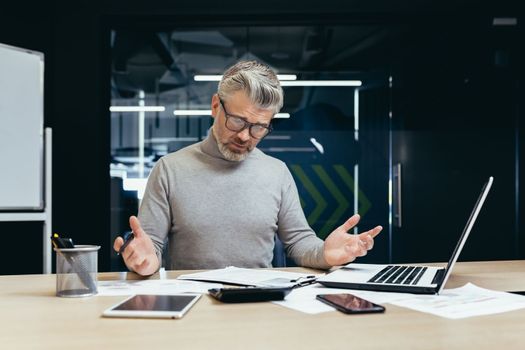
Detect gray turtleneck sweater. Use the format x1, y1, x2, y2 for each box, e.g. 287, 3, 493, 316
138, 132, 330, 270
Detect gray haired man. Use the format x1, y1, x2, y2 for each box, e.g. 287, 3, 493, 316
114, 60, 382, 275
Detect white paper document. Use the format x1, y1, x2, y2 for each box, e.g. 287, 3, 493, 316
273, 283, 412, 314
274, 282, 525, 318
389, 283, 525, 319
177, 266, 320, 287
97, 279, 223, 296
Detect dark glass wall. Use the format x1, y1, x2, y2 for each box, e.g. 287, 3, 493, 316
0, 1, 522, 274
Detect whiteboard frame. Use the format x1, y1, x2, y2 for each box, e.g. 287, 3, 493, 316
0, 42, 52, 273
0, 42, 45, 210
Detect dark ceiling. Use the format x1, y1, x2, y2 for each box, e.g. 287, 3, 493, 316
111, 25, 404, 99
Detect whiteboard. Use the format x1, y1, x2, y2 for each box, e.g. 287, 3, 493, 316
0, 43, 44, 210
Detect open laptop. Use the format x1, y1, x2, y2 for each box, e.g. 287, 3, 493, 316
317, 176, 493, 294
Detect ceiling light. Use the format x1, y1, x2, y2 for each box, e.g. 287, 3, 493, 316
194, 75, 222, 81
194, 74, 297, 81
174, 110, 212, 116
110, 106, 165, 112
492, 17, 517, 26
174, 110, 290, 119
276, 75, 296, 81
280, 80, 362, 87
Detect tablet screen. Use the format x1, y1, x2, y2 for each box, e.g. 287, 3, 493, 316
103, 294, 201, 318
114, 294, 197, 311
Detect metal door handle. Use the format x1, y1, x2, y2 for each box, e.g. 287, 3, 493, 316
393, 163, 402, 227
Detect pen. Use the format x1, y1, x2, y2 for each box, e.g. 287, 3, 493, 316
118, 231, 134, 255
51, 233, 73, 249
290, 275, 315, 283
290, 275, 318, 288
52, 233, 74, 249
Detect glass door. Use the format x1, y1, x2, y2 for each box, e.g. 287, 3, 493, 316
109, 23, 395, 269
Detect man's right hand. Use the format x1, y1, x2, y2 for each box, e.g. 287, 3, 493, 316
113, 216, 160, 276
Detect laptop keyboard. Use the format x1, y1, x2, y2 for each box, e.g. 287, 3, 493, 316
368, 265, 428, 285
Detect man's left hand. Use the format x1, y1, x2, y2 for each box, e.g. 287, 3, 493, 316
323, 214, 382, 266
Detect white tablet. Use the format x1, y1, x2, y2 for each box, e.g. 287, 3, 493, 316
102, 294, 201, 319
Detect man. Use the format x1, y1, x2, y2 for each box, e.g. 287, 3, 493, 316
114, 60, 382, 276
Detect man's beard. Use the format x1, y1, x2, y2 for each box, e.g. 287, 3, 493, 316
212, 127, 251, 162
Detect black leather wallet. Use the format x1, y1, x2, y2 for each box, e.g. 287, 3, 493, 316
208, 286, 293, 303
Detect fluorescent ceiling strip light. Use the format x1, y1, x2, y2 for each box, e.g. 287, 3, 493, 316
174, 110, 212, 116
280, 80, 362, 87
174, 110, 290, 119
194, 75, 222, 81
492, 17, 517, 26
110, 106, 165, 112
276, 74, 297, 81
194, 74, 297, 81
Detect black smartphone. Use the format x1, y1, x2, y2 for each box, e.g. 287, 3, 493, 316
208, 287, 292, 303
316, 293, 385, 314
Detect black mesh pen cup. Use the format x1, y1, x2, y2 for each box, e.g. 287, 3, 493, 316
54, 245, 101, 297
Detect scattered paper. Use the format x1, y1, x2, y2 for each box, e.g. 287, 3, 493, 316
273, 283, 412, 314
177, 266, 320, 287
389, 283, 525, 319
274, 282, 525, 319
97, 279, 222, 296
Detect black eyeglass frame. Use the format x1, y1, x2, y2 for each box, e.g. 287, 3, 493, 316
218, 98, 273, 139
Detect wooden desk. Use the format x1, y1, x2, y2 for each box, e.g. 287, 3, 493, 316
1, 261, 524, 349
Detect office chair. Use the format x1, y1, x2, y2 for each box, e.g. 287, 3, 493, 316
272, 235, 287, 267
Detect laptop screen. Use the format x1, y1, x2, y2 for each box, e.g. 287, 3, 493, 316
437, 177, 493, 293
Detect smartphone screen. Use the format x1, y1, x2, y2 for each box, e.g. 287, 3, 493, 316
316, 293, 385, 314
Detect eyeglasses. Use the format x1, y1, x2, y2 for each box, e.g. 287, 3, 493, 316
219, 98, 272, 139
